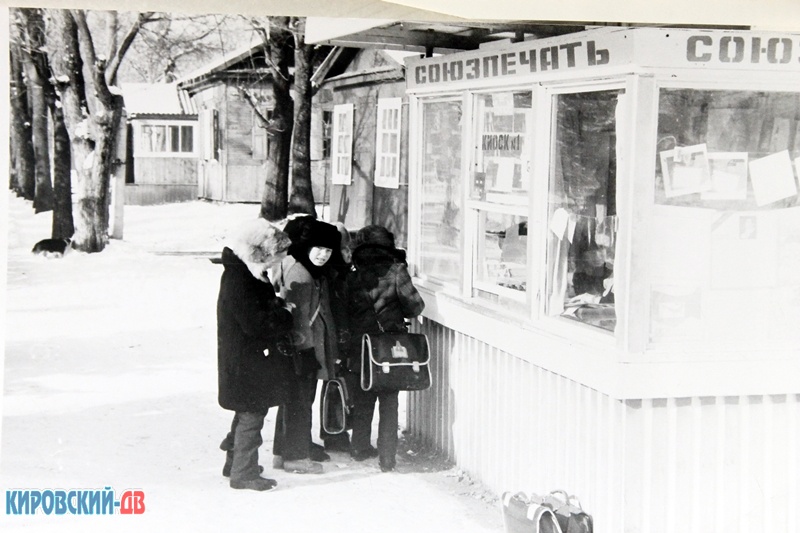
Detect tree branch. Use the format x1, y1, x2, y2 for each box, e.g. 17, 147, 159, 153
105, 11, 153, 85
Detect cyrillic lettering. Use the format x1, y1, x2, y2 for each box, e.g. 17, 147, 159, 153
560, 42, 582, 67
588, 40, 610, 65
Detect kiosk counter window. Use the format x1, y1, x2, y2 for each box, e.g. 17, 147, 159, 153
470, 91, 532, 312
407, 27, 800, 364
419, 99, 464, 287
649, 87, 800, 349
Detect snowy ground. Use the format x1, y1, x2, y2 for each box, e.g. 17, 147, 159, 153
0, 194, 504, 532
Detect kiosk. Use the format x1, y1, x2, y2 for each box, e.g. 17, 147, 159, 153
403, 27, 800, 532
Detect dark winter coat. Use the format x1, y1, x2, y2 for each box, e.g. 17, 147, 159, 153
275, 255, 340, 380
217, 247, 295, 413
344, 245, 425, 371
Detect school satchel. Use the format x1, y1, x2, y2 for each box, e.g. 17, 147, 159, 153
321, 377, 354, 434
360, 332, 431, 392
542, 491, 593, 533
501, 492, 563, 533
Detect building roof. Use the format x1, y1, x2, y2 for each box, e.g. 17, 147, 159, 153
120, 83, 196, 116
176, 38, 270, 93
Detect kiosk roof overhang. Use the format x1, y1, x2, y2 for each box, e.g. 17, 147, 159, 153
306, 17, 589, 54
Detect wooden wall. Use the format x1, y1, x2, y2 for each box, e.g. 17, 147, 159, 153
407, 317, 800, 533
325, 51, 410, 246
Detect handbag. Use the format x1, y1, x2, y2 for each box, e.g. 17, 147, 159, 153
501, 492, 563, 533
361, 331, 431, 392
542, 491, 593, 533
321, 377, 353, 434
357, 287, 431, 392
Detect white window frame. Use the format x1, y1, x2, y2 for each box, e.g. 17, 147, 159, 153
331, 103, 354, 185
135, 120, 197, 158
375, 97, 402, 188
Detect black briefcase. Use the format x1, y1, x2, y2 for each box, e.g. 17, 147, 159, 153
360, 332, 431, 392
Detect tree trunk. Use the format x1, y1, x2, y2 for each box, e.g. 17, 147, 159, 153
288, 22, 315, 216
51, 109, 74, 239
9, 29, 35, 200
19, 8, 54, 213
259, 17, 294, 222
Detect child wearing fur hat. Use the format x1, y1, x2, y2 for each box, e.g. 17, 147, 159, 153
216, 218, 294, 491
271, 219, 342, 474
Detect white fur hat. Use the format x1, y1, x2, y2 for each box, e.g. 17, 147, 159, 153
228, 218, 291, 263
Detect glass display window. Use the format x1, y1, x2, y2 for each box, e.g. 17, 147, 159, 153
649, 88, 800, 347
545, 89, 623, 332
418, 99, 464, 286
468, 90, 532, 309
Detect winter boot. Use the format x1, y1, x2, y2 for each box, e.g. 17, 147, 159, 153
230, 477, 278, 492
282, 458, 324, 474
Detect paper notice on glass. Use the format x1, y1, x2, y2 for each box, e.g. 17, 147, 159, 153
794, 156, 800, 180
495, 158, 515, 192
567, 214, 577, 243
701, 152, 748, 200
549, 208, 569, 240
490, 92, 514, 115
749, 150, 798, 206
660, 144, 712, 197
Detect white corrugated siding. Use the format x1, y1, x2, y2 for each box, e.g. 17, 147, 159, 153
407, 318, 800, 533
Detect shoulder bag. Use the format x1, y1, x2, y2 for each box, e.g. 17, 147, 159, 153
359, 289, 431, 392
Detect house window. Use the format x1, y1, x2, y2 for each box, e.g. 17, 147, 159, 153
545, 89, 622, 332
322, 110, 333, 159
469, 91, 532, 309
332, 103, 354, 185
375, 98, 402, 188
417, 99, 463, 287
253, 108, 273, 160
139, 124, 195, 155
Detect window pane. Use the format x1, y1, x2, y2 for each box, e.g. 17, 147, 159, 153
471, 91, 531, 205
145, 125, 166, 152
181, 126, 193, 152
650, 89, 800, 346
545, 90, 621, 332
473, 212, 528, 304
170, 126, 180, 152
419, 100, 463, 286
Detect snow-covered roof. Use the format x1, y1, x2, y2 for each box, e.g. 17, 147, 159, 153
120, 83, 196, 116
175, 38, 266, 91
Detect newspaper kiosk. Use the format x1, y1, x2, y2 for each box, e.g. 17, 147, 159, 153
404, 27, 800, 532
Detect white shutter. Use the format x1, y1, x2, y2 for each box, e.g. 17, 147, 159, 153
374, 97, 402, 189
331, 103, 354, 185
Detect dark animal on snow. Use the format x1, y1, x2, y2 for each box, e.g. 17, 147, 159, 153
31, 238, 71, 258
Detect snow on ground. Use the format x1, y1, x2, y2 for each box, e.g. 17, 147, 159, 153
1, 195, 504, 532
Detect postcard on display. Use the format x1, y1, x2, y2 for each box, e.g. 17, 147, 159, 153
660, 144, 712, 198
749, 150, 798, 206
701, 152, 749, 201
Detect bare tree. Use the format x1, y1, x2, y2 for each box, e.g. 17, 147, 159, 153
122, 14, 252, 83
287, 17, 324, 217
9, 29, 36, 200
46, 9, 153, 252
245, 16, 294, 221
14, 9, 55, 213
243, 16, 323, 220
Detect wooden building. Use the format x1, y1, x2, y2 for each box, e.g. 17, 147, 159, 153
311, 22, 800, 533
176, 42, 279, 203
121, 83, 198, 205
313, 47, 414, 245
